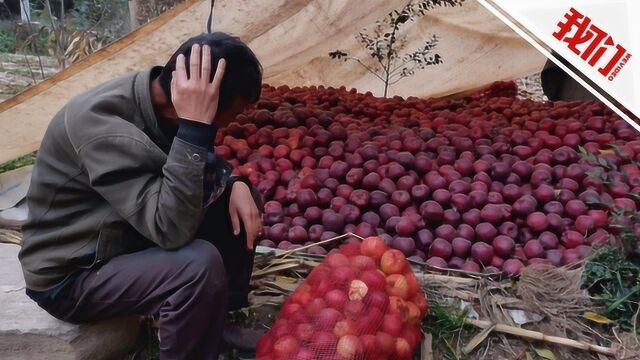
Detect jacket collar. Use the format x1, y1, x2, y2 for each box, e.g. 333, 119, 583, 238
134, 66, 172, 153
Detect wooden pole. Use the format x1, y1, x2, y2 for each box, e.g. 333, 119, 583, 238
276, 232, 364, 259
465, 318, 617, 357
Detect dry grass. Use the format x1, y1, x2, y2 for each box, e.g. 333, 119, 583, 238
248, 247, 637, 360
3, 232, 636, 359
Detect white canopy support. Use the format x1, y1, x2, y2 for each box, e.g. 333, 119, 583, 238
0, 0, 546, 164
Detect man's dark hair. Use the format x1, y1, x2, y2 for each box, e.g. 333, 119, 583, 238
158, 32, 263, 113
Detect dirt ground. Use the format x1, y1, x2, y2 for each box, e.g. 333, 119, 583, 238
0, 52, 58, 101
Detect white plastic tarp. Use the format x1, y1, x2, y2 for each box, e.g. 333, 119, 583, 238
0, 0, 546, 163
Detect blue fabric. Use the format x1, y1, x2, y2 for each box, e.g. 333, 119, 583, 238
25, 250, 97, 303
26, 272, 78, 304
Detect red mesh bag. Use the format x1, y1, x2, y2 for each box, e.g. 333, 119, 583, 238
256, 236, 428, 360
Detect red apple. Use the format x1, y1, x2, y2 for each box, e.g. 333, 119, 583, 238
386, 274, 410, 299
273, 335, 299, 357
333, 319, 357, 338
395, 337, 413, 359
376, 332, 395, 355
380, 249, 407, 274
360, 236, 388, 259
382, 313, 403, 337
359, 269, 386, 292
337, 335, 364, 359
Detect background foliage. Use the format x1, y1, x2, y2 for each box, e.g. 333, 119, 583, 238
1, 1, 184, 66
0, 28, 15, 52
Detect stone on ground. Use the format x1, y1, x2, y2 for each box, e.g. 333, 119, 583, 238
0, 243, 140, 360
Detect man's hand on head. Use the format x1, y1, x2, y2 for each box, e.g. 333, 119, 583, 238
229, 181, 262, 250
171, 44, 226, 125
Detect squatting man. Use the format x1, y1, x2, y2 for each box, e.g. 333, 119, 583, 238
19, 32, 264, 359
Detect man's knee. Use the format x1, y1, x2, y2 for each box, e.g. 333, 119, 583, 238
176, 239, 227, 290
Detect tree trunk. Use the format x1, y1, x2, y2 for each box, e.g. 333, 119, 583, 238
60, 0, 65, 68
43, 0, 66, 69
129, 0, 141, 29
19, 0, 31, 23
150, 0, 159, 17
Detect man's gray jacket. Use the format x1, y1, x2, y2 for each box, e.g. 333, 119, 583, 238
19, 68, 227, 291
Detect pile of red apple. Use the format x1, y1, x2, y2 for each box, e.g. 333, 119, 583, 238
216, 82, 640, 275
256, 236, 427, 360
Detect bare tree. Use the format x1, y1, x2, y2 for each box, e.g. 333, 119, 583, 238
43, 0, 66, 68
330, 0, 465, 97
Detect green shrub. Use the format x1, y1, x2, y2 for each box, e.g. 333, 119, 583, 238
584, 246, 640, 333
72, 0, 130, 41
0, 28, 15, 53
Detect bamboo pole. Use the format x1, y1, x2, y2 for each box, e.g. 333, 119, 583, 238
465, 318, 617, 357
276, 232, 364, 259
417, 273, 479, 286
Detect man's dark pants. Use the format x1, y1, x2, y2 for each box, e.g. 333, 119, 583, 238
38, 186, 256, 360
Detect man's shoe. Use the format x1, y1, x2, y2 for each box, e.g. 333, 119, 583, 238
222, 324, 266, 351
